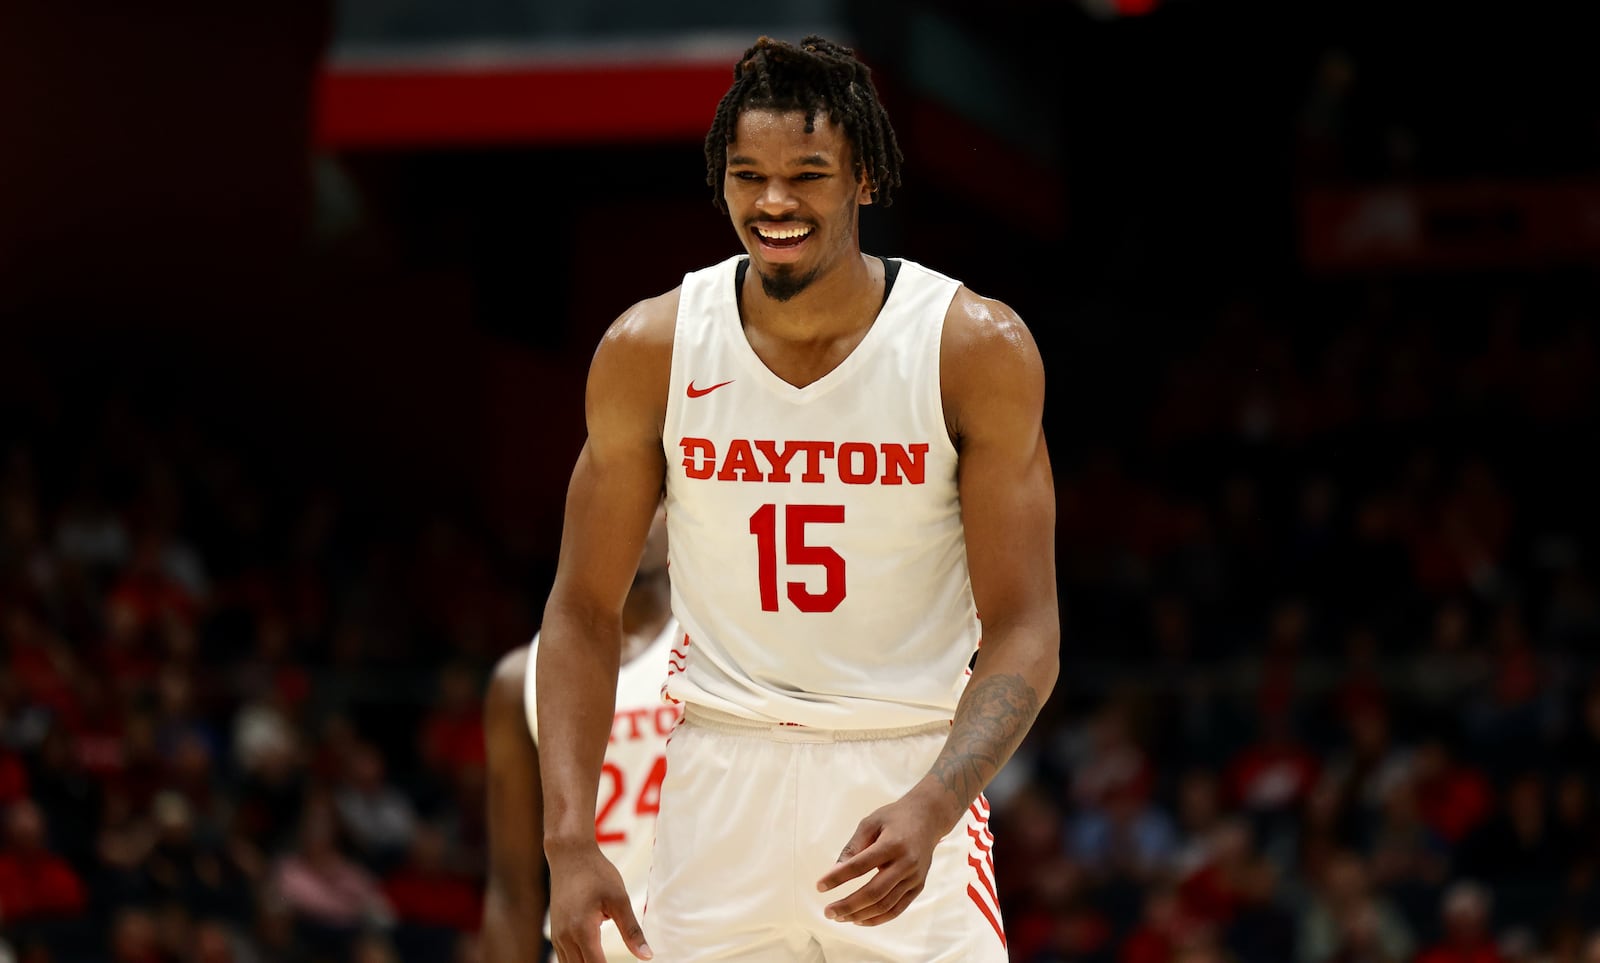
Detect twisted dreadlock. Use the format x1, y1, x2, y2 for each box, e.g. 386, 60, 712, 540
704, 35, 904, 212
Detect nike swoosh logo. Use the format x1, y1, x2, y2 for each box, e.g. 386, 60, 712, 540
686, 379, 735, 398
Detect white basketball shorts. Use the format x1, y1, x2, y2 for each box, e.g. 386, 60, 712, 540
640, 706, 1008, 962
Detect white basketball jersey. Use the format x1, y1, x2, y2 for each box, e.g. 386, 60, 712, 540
525, 619, 682, 958
660, 254, 980, 730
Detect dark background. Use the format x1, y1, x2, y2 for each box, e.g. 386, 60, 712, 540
3, 1, 1599, 961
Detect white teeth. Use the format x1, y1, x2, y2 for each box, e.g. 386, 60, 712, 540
757, 226, 812, 240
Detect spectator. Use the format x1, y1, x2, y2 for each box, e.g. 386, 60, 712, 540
1296, 849, 1415, 963
190, 919, 248, 963
1410, 736, 1493, 846
231, 726, 307, 859
333, 742, 417, 871
1067, 778, 1179, 885
1120, 884, 1189, 963
1173, 768, 1228, 877
269, 799, 393, 950
1223, 856, 1296, 963
1557, 679, 1600, 787
379, 823, 479, 930
993, 782, 1067, 921
0, 798, 87, 924
1410, 600, 1487, 735
1458, 772, 1565, 926
1179, 817, 1256, 928
1317, 700, 1411, 842
416, 663, 486, 813
1224, 713, 1319, 836
0, 741, 27, 806
140, 790, 254, 924
1070, 701, 1155, 813
107, 905, 167, 963
1549, 772, 1600, 886
1415, 880, 1505, 963
1367, 771, 1449, 934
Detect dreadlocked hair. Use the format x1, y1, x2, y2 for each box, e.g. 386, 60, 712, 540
704, 35, 904, 212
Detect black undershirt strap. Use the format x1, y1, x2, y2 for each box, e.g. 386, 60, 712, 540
734, 255, 900, 314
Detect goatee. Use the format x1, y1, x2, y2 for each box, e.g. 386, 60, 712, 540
757, 264, 821, 303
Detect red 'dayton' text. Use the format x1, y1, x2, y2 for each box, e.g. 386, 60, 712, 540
678, 438, 929, 485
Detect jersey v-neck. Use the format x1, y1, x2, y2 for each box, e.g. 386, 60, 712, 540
728, 255, 903, 399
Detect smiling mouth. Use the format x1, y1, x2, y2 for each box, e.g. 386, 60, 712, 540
754, 224, 813, 248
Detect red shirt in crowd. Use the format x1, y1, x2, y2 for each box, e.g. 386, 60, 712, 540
382, 867, 484, 932
1416, 943, 1506, 963
0, 851, 88, 921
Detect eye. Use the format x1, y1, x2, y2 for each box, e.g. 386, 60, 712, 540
794, 172, 827, 181
731, 171, 763, 181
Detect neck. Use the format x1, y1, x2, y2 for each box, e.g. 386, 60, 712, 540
743, 250, 878, 340
620, 572, 672, 663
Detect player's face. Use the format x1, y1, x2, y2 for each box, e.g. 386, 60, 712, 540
723, 108, 873, 302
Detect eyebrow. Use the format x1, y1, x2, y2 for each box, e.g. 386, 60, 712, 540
727, 153, 835, 168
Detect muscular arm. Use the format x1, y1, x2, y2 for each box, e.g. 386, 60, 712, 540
536, 294, 673, 960
483, 647, 546, 962
818, 291, 1059, 924
919, 291, 1059, 825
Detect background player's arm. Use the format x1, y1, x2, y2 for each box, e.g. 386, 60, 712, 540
537, 295, 673, 961
821, 291, 1059, 925
483, 647, 547, 962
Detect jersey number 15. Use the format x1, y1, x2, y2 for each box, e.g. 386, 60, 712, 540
748, 504, 846, 613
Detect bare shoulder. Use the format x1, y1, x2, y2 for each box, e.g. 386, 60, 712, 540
941, 287, 1045, 439
588, 286, 682, 434
942, 287, 1041, 368
594, 287, 680, 365
488, 645, 530, 708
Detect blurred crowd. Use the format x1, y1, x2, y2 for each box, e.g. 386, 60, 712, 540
3, 266, 1597, 963
0, 386, 535, 962
995, 272, 1600, 963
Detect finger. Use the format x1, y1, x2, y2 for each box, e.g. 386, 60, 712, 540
817, 825, 890, 893
551, 937, 579, 963
609, 901, 653, 961
854, 884, 922, 926
835, 816, 879, 865
817, 840, 894, 892
816, 815, 881, 892
827, 870, 914, 923
554, 926, 603, 963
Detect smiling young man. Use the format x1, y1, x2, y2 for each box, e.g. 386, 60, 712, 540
536, 35, 1058, 963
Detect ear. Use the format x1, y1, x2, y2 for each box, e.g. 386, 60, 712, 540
857, 171, 875, 206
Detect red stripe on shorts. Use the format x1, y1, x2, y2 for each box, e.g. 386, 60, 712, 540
967, 883, 1006, 948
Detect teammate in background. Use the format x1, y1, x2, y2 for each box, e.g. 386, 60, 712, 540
539, 35, 1058, 962
483, 506, 677, 963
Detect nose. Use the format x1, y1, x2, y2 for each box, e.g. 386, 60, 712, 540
755, 178, 798, 217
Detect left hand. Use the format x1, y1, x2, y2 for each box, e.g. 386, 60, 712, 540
815, 791, 952, 926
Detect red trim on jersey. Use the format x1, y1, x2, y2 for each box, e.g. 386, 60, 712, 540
660, 633, 692, 705
967, 883, 1006, 948
966, 825, 994, 854
965, 793, 1005, 946
968, 853, 1000, 903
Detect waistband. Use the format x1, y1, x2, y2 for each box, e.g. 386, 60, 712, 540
683, 704, 951, 743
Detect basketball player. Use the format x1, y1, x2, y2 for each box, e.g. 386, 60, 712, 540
483, 506, 678, 962
537, 35, 1059, 962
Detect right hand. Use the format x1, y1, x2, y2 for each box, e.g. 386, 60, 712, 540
547, 843, 653, 962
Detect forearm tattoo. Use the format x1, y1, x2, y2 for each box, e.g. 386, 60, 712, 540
929, 673, 1040, 808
